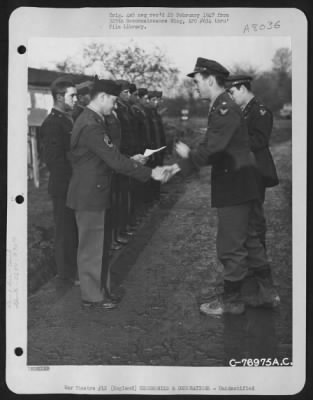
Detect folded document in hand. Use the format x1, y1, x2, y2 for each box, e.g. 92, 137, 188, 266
143, 146, 166, 157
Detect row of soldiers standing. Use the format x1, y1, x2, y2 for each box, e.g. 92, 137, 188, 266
40, 76, 167, 302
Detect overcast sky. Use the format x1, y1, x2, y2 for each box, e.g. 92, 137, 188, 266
28, 36, 291, 76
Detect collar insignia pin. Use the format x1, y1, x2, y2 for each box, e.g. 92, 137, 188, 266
219, 108, 229, 116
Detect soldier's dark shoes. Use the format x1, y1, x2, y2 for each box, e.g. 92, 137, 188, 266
107, 293, 122, 304
116, 235, 129, 244
257, 279, 281, 308
242, 293, 280, 308
81, 300, 117, 310
111, 242, 122, 250
123, 229, 135, 236
200, 297, 245, 316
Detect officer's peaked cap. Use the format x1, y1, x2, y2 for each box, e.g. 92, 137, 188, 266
76, 80, 93, 95
148, 90, 158, 99
187, 58, 230, 78
225, 75, 253, 88
115, 79, 131, 91
137, 88, 148, 98
93, 75, 122, 96
51, 76, 75, 90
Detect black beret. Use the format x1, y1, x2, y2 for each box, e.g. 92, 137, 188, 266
129, 83, 137, 94
115, 79, 131, 91
137, 88, 148, 98
76, 80, 93, 95
187, 57, 230, 78
225, 75, 253, 88
93, 76, 122, 96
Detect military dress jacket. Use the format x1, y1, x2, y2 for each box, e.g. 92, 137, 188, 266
40, 108, 73, 198
179, 92, 260, 208
132, 104, 152, 152
243, 97, 279, 188
66, 107, 152, 211
144, 106, 158, 150
106, 111, 122, 148
155, 111, 167, 149
116, 100, 137, 156
72, 104, 85, 121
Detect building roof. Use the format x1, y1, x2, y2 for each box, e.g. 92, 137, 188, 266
28, 67, 93, 87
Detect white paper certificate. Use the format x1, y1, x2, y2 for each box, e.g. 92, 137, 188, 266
144, 146, 167, 157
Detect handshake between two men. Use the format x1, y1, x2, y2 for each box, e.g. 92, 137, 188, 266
131, 141, 191, 184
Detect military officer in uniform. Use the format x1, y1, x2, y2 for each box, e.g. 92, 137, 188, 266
132, 88, 153, 212
66, 77, 165, 310
72, 80, 93, 121
115, 80, 138, 240
40, 77, 78, 283
170, 58, 279, 315
129, 83, 138, 105
155, 91, 167, 164
128, 86, 148, 220
105, 104, 123, 251
226, 75, 279, 246
226, 75, 280, 307
147, 90, 167, 200
141, 90, 159, 204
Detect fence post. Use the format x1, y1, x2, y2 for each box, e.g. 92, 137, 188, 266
30, 126, 40, 188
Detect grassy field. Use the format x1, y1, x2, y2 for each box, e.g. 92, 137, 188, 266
27, 117, 291, 293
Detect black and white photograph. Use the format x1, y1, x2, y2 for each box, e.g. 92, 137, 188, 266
6, 7, 307, 395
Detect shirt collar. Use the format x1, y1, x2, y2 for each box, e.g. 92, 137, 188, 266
243, 96, 256, 113
51, 107, 73, 123
210, 91, 229, 112
87, 104, 104, 120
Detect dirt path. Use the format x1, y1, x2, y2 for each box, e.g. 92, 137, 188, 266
28, 140, 292, 366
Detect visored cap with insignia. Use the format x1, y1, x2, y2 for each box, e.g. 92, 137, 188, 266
187, 58, 230, 78
51, 76, 75, 88
148, 90, 158, 99
115, 79, 131, 91
226, 75, 253, 88
137, 88, 148, 98
76, 80, 93, 95
92, 75, 122, 96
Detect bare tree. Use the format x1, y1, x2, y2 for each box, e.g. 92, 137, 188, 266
272, 48, 291, 76
56, 40, 179, 92
229, 63, 260, 78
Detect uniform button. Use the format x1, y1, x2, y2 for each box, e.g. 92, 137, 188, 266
96, 184, 101, 188
224, 169, 228, 173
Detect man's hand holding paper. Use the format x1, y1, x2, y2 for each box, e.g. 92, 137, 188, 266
131, 154, 148, 164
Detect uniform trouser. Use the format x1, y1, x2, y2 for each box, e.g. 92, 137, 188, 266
253, 184, 266, 247
110, 174, 119, 240
216, 200, 269, 283
133, 180, 146, 217
129, 178, 138, 225
75, 209, 111, 302
52, 196, 78, 279
117, 175, 130, 232
145, 156, 157, 203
